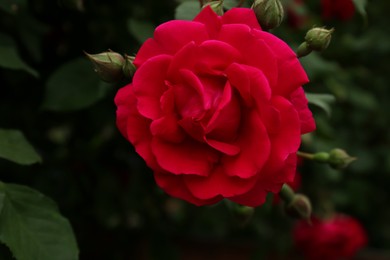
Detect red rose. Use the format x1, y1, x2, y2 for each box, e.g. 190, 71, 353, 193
293, 214, 367, 260
321, 0, 355, 21
115, 7, 315, 206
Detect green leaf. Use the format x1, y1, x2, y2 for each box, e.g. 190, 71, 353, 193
175, 1, 200, 20
306, 93, 336, 117
0, 129, 41, 165
0, 182, 79, 260
127, 19, 155, 43
0, 33, 38, 77
352, 0, 367, 18
43, 58, 110, 111
0, 0, 26, 14
299, 52, 339, 79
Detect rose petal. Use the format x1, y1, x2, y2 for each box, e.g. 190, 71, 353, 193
229, 153, 297, 206
228, 181, 268, 207
196, 40, 242, 72
134, 38, 167, 67
115, 86, 159, 170
253, 30, 309, 96
167, 42, 199, 82
154, 20, 209, 54
205, 138, 240, 156
219, 25, 278, 88
150, 114, 186, 143
193, 6, 222, 38
205, 81, 240, 142
133, 55, 172, 120
115, 83, 134, 139
173, 69, 206, 119
263, 96, 301, 174
263, 152, 298, 193
222, 8, 261, 30
154, 171, 222, 206
151, 137, 219, 176
222, 109, 271, 179
290, 87, 316, 134
184, 166, 258, 199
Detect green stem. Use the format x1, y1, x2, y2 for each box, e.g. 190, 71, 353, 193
296, 151, 314, 160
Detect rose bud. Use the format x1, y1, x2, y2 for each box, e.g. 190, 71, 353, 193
328, 148, 356, 169
251, 0, 284, 30
305, 27, 334, 52
202, 0, 224, 16
230, 204, 255, 226
285, 194, 312, 222
123, 55, 137, 79
85, 50, 125, 83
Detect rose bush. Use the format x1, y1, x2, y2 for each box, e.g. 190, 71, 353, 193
321, 0, 355, 21
115, 6, 315, 206
293, 214, 367, 260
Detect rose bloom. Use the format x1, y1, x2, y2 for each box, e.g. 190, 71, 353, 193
321, 0, 355, 21
293, 214, 367, 260
115, 6, 315, 206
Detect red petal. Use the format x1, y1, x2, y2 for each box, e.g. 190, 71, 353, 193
222, 110, 271, 179
222, 8, 261, 30
262, 96, 301, 174
253, 30, 309, 96
290, 87, 316, 134
205, 138, 240, 156
193, 6, 222, 38
184, 166, 257, 199
154, 171, 222, 206
151, 137, 219, 176
197, 40, 242, 72
132, 55, 172, 120
115, 83, 134, 139
218, 25, 278, 88
134, 38, 167, 67
205, 82, 241, 142
150, 114, 186, 143
115, 86, 158, 170
154, 20, 209, 54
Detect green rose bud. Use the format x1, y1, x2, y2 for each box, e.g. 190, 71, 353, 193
85, 50, 125, 83
251, 0, 284, 30
122, 55, 136, 79
285, 194, 312, 222
305, 27, 334, 52
202, 0, 224, 16
328, 148, 357, 169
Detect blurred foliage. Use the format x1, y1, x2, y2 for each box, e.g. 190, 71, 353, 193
0, 0, 390, 259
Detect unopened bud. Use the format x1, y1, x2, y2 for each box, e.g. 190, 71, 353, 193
252, 0, 284, 30
202, 1, 224, 16
85, 50, 125, 83
123, 55, 136, 79
279, 183, 296, 205
328, 148, 356, 169
225, 201, 255, 226
305, 27, 334, 52
285, 194, 312, 222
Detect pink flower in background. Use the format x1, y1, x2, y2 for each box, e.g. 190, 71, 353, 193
293, 214, 367, 260
321, 0, 355, 21
115, 6, 315, 206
